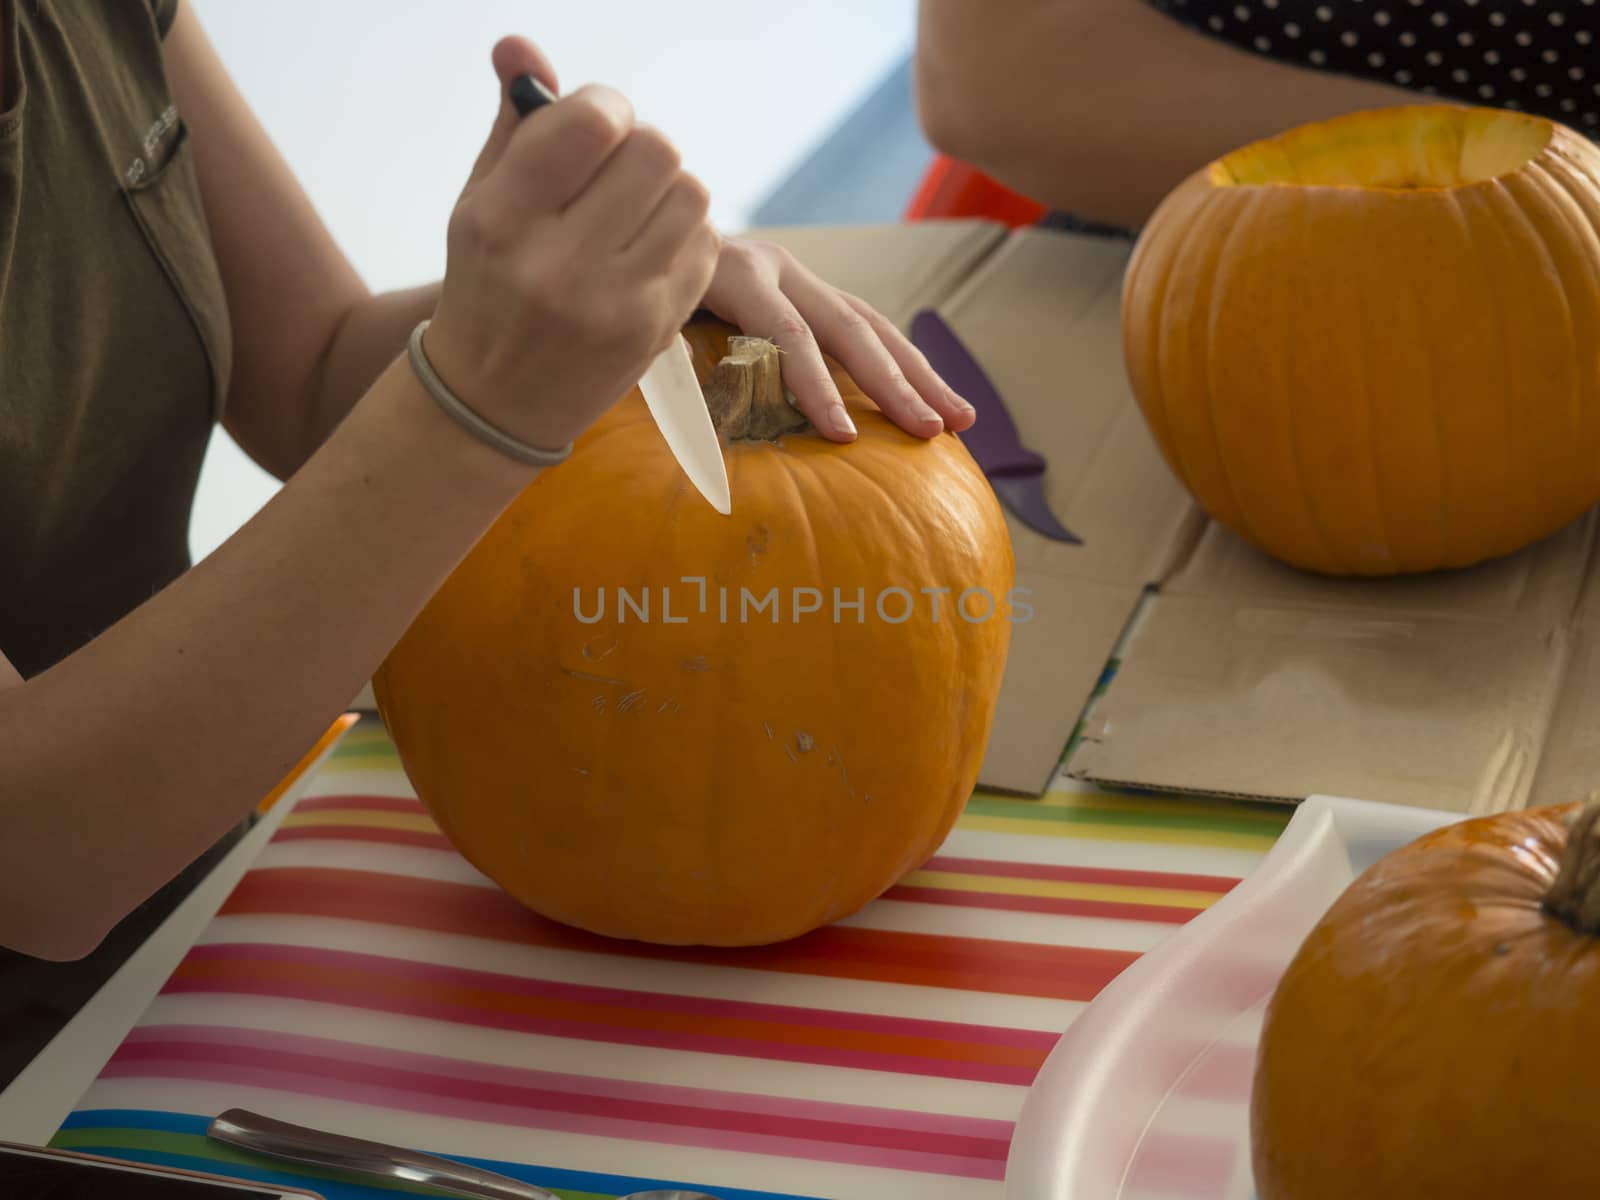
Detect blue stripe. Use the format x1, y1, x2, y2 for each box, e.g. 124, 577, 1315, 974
58, 1111, 826, 1200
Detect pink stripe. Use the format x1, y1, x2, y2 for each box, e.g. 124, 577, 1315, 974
180, 943, 1052, 1049
1170, 1042, 1256, 1101
1122, 1131, 1241, 1198
165, 947, 1049, 1088
166, 977, 1041, 1086
106, 1027, 1009, 1179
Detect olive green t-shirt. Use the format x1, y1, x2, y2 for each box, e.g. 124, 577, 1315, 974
1, 0, 231, 679
0, 0, 239, 1087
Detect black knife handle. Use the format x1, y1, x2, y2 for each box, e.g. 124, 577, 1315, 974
509, 74, 557, 118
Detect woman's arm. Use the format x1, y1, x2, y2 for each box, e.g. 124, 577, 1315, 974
161, 5, 438, 477
914, 0, 1415, 229
0, 36, 722, 962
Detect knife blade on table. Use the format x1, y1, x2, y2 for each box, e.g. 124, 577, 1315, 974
509, 75, 732, 516
909, 308, 1080, 544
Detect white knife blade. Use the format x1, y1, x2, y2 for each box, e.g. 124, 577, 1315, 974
637, 334, 731, 515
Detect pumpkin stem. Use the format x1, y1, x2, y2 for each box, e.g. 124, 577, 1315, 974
704, 337, 812, 442
1543, 802, 1600, 935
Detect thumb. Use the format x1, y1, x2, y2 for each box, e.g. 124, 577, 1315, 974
467, 36, 560, 186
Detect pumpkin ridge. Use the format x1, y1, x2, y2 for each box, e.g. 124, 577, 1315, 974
1261, 188, 1344, 571
1476, 181, 1532, 558
1516, 158, 1588, 515
1152, 187, 1220, 508
1541, 151, 1600, 500
1350, 192, 1392, 570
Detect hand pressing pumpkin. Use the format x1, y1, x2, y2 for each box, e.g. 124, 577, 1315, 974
1252, 799, 1600, 1198
699, 238, 977, 442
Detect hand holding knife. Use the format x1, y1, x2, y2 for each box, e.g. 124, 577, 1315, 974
509, 75, 731, 516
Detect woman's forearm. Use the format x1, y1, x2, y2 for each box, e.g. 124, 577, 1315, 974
296, 282, 442, 457
914, 0, 1414, 229
0, 356, 533, 960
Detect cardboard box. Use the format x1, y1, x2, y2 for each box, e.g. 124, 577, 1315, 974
761, 221, 1600, 814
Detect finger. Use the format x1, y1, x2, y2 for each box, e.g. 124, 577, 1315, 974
781, 273, 945, 437
842, 293, 977, 432
490, 84, 635, 215
566, 124, 682, 250
659, 223, 723, 337
706, 251, 856, 440
467, 36, 561, 187
626, 171, 712, 268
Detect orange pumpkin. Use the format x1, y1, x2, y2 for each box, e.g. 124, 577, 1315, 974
373, 318, 1014, 946
1123, 105, 1600, 576
1252, 800, 1600, 1198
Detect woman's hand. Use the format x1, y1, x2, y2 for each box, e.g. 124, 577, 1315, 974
699, 238, 976, 442
425, 38, 720, 454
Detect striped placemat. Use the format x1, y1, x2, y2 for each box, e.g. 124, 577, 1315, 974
54, 719, 1287, 1200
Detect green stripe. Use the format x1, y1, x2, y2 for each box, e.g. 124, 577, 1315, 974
328, 729, 398, 763
964, 791, 1291, 837
49, 1130, 611, 1199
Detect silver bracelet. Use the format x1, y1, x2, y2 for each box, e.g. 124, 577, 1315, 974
406, 320, 573, 468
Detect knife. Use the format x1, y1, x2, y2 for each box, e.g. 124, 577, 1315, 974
510, 75, 731, 515
909, 308, 1080, 544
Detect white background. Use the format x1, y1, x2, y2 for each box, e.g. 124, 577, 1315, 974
186, 0, 918, 561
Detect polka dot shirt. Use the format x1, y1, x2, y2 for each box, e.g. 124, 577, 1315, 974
1147, 0, 1600, 134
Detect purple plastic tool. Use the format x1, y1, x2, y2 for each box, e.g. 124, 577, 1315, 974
909, 309, 1081, 544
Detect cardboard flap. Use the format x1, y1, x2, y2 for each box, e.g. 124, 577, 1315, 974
1170, 514, 1595, 625
748, 220, 1007, 329
1075, 518, 1599, 810
939, 231, 1203, 587
904, 229, 1202, 793
1528, 554, 1600, 808
979, 576, 1143, 796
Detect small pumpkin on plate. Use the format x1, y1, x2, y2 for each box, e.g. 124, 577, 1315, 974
374, 317, 1014, 947
1251, 799, 1600, 1198
1124, 104, 1600, 576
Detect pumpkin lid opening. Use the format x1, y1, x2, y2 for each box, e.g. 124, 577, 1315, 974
1207, 104, 1552, 193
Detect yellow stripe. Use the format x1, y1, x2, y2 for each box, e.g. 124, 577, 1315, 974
901, 869, 1219, 910
285, 809, 441, 834
955, 814, 1279, 852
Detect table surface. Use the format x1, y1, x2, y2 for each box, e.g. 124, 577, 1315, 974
0, 717, 1293, 1200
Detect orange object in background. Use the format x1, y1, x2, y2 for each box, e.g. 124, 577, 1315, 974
256, 712, 360, 815
904, 153, 1048, 226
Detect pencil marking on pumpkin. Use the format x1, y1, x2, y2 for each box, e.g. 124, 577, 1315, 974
762, 721, 774, 739
682, 655, 710, 672
785, 745, 799, 763
581, 636, 618, 662
591, 695, 607, 713
569, 766, 590, 777
566, 668, 628, 687
618, 689, 646, 713
795, 731, 815, 753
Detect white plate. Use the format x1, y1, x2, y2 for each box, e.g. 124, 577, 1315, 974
1004, 794, 1462, 1200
